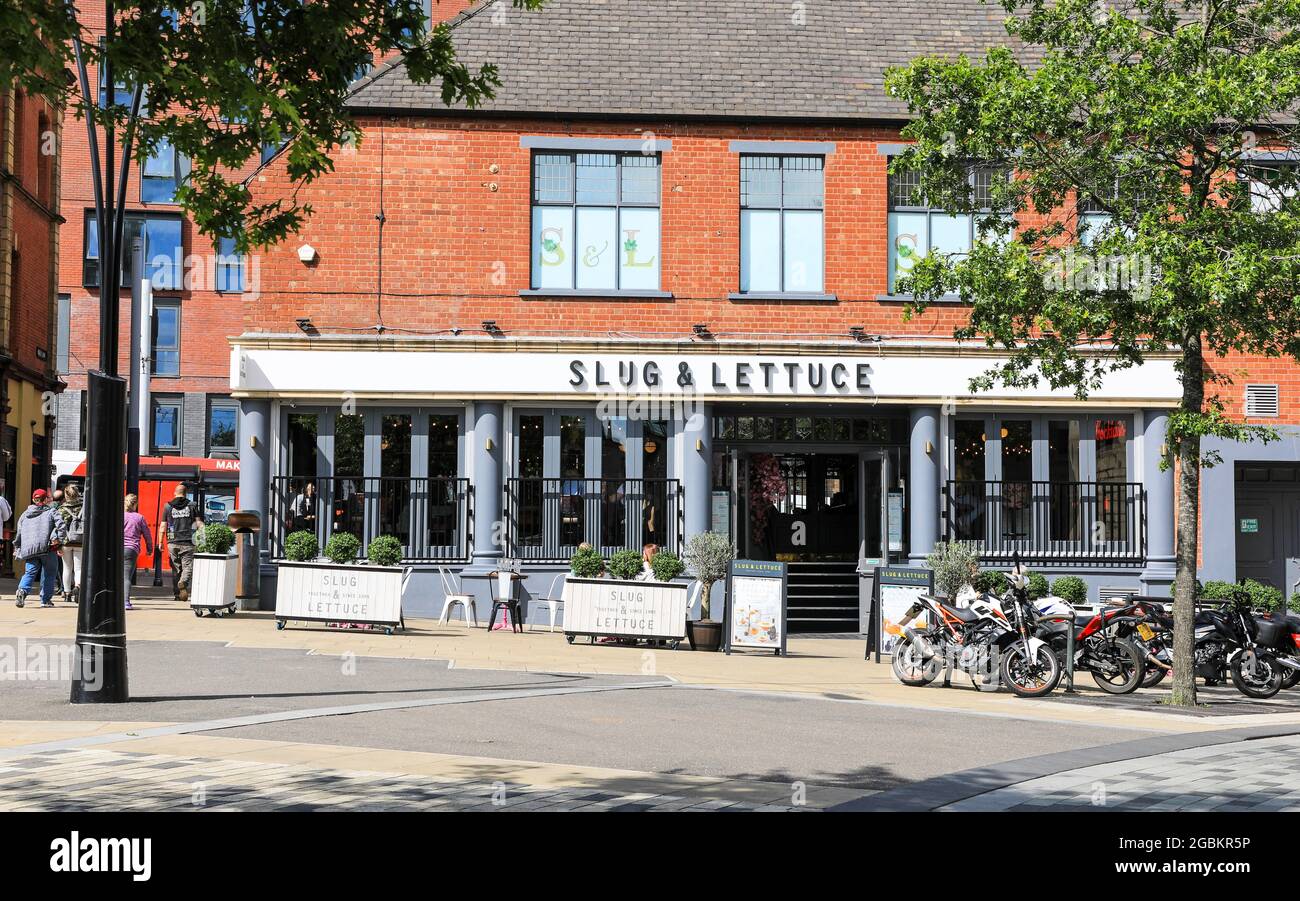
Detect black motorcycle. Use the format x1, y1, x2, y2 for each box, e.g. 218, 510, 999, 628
1194, 590, 1285, 699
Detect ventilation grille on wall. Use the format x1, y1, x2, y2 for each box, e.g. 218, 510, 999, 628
1099, 586, 1137, 604
1245, 384, 1281, 417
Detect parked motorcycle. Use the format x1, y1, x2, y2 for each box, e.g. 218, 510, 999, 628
891, 578, 1060, 698
1193, 590, 1285, 698
1032, 595, 1146, 694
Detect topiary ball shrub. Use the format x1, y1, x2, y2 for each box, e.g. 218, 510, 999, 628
650, 550, 685, 583
1243, 578, 1284, 612
1051, 576, 1088, 606
283, 530, 319, 562
367, 535, 403, 568
1199, 580, 1237, 601
1026, 571, 1050, 600
972, 570, 1009, 596
570, 546, 605, 578
201, 523, 236, 555
608, 549, 644, 581
325, 532, 361, 564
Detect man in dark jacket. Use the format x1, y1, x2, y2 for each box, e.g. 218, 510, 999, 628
14, 489, 65, 608
165, 484, 203, 603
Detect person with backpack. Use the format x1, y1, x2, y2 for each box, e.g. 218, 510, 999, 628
57, 483, 85, 603
165, 483, 203, 603
13, 489, 65, 608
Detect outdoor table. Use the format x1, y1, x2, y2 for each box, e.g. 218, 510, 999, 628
465, 570, 524, 633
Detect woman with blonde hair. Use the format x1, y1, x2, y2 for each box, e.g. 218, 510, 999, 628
122, 493, 153, 611
57, 483, 85, 601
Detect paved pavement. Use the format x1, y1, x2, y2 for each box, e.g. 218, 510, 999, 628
942, 734, 1300, 812
0, 747, 806, 812
7, 591, 1300, 812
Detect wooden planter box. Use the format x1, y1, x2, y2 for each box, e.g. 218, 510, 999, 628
191, 553, 238, 617
563, 577, 689, 646
274, 560, 409, 634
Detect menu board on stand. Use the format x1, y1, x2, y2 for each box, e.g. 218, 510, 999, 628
725, 560, 787, 657
868, 565, 934, 663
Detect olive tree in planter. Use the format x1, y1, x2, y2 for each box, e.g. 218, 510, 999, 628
274, 531, 408, 634
683, 531, 736, 652
926, 541, 980, 602
190, 523, 238, 617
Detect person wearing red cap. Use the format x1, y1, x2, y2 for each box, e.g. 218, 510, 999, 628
13, 489, 64, 608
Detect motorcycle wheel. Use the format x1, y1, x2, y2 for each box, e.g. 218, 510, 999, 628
999, 642, 1061, 698
1090, 639, 1145, 694
891, 635, 940, 687
1283, 665, 1300, 691
1229, 652, 1284, 699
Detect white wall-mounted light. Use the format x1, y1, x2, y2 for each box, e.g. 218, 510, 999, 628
297, 244, 318, 264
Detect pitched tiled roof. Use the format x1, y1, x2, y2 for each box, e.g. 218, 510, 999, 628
348, 0, 1026, 121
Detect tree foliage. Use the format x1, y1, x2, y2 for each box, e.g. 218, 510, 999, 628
5, 0, 545, 249
886, 0, 1300, 705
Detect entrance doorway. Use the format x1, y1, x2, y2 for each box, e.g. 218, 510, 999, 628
1235, 463, 1300, 591
718, 448, 903, 633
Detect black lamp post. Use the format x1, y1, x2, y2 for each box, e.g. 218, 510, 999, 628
70, 4, 139, 704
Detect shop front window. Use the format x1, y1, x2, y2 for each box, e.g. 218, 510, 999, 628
1048, 419, 1082, 541
274, 408, 466, 561
1000, 420, 1033, 545
951, 419, 986, 541
1095, 418, 1130, 543
509, 411, 679, 561
379, 415, 412, 545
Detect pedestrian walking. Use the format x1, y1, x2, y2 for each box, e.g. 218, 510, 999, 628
164, 484, 202, 604
13, 489, 64, 608
56, 483, 85, 602
50, 487, 64, 597
123, 493, 153, 611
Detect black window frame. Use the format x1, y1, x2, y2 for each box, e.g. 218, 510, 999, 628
215, 233, 244, 293
140, 138, 186, 204
529, 150, 663, 292
82, 209, 185, 290
207, 397, 239, 455
887, 163, 1010, 291
151, 395, 183, 455
151, 300, 181, 378
738, 153, 826, 295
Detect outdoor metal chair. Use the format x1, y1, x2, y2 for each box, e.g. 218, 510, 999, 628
437, 565, 477, 627
529, 573, 567, 632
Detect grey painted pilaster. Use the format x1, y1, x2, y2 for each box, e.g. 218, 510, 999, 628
466, 401, 504, 574
908, 406, 941, 566
237, 398, 270, 558
683, 403, 712, 539
1140, 411, 1176, 596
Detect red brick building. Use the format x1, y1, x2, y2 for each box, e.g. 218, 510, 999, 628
0, 82, 62, 514
228, 0, 1300, 623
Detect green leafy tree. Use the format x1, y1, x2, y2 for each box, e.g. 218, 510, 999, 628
886, 0, 1300, 706
8, 0, 545, 249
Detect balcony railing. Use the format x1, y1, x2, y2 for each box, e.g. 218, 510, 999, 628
943, 480, 1146, 565
505, 477, 683, 564
269, 475, 472, 562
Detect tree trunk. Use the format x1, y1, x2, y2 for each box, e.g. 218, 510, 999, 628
1170, 339, 1204, 707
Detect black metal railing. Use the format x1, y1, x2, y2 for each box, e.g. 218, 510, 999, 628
504, 477, 683, 563
943, 480, 1146, 564
269, 475, 472, 562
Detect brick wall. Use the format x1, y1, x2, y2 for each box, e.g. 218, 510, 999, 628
243, 117, 971, 341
